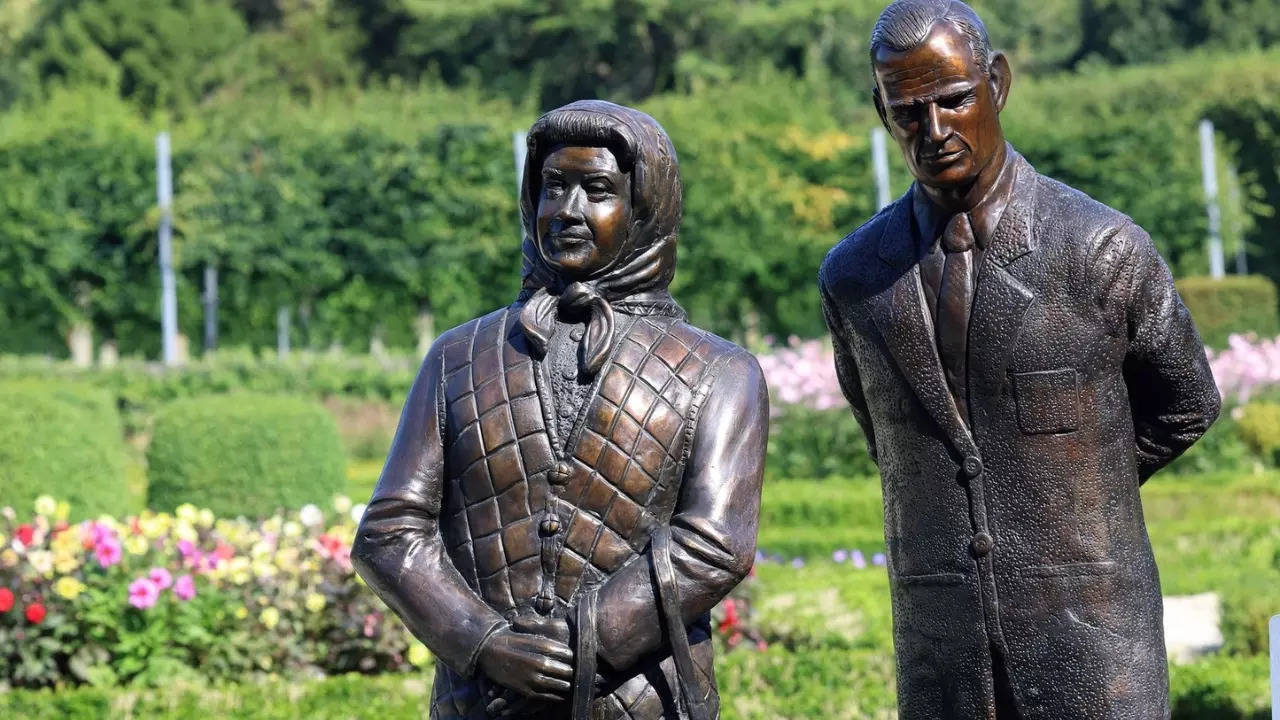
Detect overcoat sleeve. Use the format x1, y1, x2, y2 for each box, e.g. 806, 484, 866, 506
351, 343, 508, 676
590, 351, 768, 671
820, 280, 877, 464
1103, 222, 1222, 481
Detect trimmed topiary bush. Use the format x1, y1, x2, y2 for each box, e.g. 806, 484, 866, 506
0, 382, 129, 519
147, 394, 346, 517
1235, 401, 1280, 464
1177, 275, 1280, 349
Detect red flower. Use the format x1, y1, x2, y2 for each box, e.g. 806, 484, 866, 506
15, 524, 34, 546
0, 588, 13, 613
718, 598, 740, 632
25, 602, 46, 624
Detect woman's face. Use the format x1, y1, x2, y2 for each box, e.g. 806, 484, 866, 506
536, 145, 632, 279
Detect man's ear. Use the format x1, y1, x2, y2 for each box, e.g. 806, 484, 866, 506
873, 85, 891, 133
988, 51, 1012, 112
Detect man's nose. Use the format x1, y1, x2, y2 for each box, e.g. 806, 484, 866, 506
925, 102, 949, 144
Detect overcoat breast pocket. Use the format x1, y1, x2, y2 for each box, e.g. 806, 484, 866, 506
1010, 368, 1080, 435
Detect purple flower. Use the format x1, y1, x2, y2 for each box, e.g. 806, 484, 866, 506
832, 549, 849, 564
95, 536, 122, 568
790, 557, 805, 569
872, 552, 887, 567
851, 549, 867, 569
173, 574, 196, 601
148, 567, 173, 590
128, 577, 160, 609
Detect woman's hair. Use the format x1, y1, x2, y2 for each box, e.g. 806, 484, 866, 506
518, 100, 682, 300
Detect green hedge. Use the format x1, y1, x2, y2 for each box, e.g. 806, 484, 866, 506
0, 381, 128, 519
1177, 275, 1280, 349
766, 405, 877, 482
146, 394, 346, 517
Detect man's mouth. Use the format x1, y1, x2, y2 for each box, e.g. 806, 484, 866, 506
921, 146, 966, 164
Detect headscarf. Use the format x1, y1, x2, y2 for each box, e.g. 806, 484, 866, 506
517, 100, 684, 376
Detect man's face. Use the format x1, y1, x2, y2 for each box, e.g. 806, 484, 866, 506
536, 145, 632, 279
873, 23, 1008, 191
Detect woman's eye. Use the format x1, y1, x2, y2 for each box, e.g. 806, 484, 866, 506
544, 181, 564, 197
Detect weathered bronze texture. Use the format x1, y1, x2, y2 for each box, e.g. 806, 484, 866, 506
819, 2, 1221, 718
353, 100, 768, 720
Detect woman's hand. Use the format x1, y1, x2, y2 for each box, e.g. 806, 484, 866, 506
477, 626, 574, 702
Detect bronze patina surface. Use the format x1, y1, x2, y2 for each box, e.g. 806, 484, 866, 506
354, 100, 768, 720
819, 2, 1221, 718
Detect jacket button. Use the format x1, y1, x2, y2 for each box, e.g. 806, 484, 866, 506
971, 532, 994, 557
561, 366, 577, 380
539, 518, 562, 536
548, 461, 573, 486
963, 456, 984, 479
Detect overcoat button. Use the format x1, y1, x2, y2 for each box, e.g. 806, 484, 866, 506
963, 456, 984, 478
971, 532, 994, 557
548, 461, 573, 486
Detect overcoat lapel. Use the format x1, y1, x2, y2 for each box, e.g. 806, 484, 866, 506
968, 157, 1037, 410
869, 188, 976, 457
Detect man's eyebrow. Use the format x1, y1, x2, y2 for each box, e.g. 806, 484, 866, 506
886, 83, 976, 109
541, 167, 564, 176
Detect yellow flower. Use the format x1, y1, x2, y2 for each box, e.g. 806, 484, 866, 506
52, 528, 80, 554
0, 532, 6, 549
262, 516, 283, 535
197, 508, 215, 528
235, 606, 248, 620
176, 504, 198, 523
252, 560, 276, 579
174, 521, 198, 544
55, 501, 70, 522
260, 607, 280, 629
305, 593, 326, 613
228, 557, 252, 585
407, 641, 431, 667
283, 521, 303, 538
34, 495, 57, 517
1, 549, 17, 568
55, 576, 86, 600
125, 535, 149, 556
54, 553, 78, 575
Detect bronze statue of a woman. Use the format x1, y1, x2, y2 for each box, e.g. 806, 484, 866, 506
353, 100, 768, 720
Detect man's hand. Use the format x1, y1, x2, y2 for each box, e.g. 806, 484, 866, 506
477, 626, 574, 702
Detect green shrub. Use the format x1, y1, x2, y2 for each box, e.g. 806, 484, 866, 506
767, 405, 877, 481
1236, 402, 1280, 463
0, 381, 128, 518
1177, 275, 1280, 349
146, 394, 346, 517
1219, 573, 1280, 657
1169, 654, 1272, 720
1166, 411, 1255, 475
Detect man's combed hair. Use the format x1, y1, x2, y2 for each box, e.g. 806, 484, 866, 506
870, 0, 992, 71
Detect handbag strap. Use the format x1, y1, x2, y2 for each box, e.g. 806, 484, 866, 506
651, 526, 715, 720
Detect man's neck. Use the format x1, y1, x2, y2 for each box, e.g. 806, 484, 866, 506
919, 142, 1010, 216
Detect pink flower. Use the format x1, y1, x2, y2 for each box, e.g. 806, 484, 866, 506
95, 536, 123, 568
128, 577, 160, 609
148, 567, 173, 590
172, 574, 196, 602
177, 539, 196, 559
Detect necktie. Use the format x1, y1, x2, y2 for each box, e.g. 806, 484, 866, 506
937, 212, 975, 421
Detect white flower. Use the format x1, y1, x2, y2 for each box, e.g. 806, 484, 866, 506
283, 521, 303, 538
332, 495, 352, 515
350, 504, 367, 524
298, 504, 324, 528
34, 496, 57, 517
28, 550, 55, 577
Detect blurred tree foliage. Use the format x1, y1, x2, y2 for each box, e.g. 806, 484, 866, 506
0, 1, 1277, 356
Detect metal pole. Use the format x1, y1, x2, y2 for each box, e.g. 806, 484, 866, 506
1199, 119, 1225, 279
203, 263, 218, 351
277, 305, 291, 358
156, 132, 179, 366
871, 127, 892, 211
513, 130, 528, 198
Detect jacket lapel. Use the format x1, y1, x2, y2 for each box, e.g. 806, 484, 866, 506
968, 156, 1037, 408
869, 188, 976, 456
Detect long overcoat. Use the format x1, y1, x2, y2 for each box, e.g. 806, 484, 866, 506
818, 152, 1221, 720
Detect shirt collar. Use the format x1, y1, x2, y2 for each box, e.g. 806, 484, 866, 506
912, 144, 1018, 252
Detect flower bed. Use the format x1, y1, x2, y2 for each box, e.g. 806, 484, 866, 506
0, 495, 427, 688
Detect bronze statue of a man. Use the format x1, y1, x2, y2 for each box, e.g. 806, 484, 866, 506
819, 2, 1221, 718
353, 100, 768, 720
